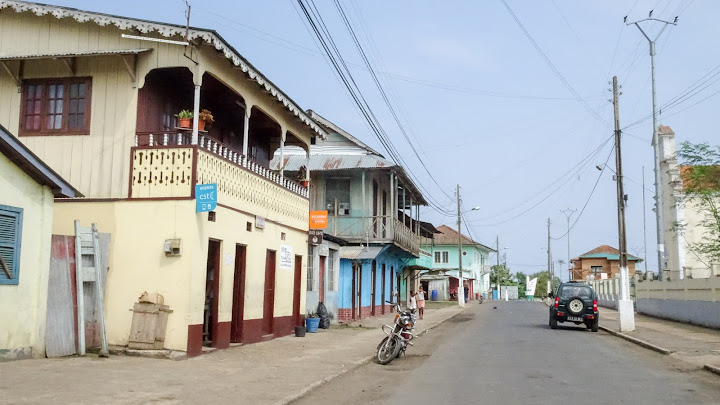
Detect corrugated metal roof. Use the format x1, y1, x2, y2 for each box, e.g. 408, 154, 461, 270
0, 48, 152, 60
272, 154, 394, 172
339, 246, 384, 260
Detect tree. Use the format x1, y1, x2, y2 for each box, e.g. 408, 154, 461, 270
676, 141, 720, 266
490, 264, 512, 286
530, 271, 561, 298
515, 271, 527, 299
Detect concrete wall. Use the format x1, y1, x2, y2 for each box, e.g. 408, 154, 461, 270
635, 278, 720, 329
52, 199, 308, 351
0, 153, 54, 360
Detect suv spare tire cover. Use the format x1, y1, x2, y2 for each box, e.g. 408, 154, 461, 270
567, 296, 585, 315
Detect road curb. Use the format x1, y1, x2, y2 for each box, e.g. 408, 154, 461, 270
704, 364, 720, 377
276, 306, 471, 405
599, 325, 673, 355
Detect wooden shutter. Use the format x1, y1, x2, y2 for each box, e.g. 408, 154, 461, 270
0, 205, 23, 285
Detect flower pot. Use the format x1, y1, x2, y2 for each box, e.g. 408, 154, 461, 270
300, 180, 309, 187
178, 118, 191, 129
198, 120, 206, 131
294, 326, 306, 337
306, 317, 320, 333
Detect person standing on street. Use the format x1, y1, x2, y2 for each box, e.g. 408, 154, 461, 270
416, 287, 426, 320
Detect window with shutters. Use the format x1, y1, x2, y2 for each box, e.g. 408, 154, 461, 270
328, 250, 336, 291
307, 246, 314, 291
20, 77, 92, 136
0, 205, 23, 285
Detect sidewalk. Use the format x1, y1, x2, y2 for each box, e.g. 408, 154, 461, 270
0, 304, 466, 405
599, 307, 720, 374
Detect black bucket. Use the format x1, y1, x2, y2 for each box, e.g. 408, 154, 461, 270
295, 326, 306, 337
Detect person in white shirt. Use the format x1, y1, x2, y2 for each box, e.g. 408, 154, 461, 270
416, 287, 426, 320
409, 290, 417, 310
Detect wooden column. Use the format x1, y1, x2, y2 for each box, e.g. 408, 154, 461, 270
192, 85, 200, 145
242, 107, 251, 157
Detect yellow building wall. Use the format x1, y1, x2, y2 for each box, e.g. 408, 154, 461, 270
0, 153, 54, 358
0, 9, 314, 201
53, 199, 307, 351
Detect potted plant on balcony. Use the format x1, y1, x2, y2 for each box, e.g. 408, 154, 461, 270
175, 110, 193, 129
198, 109, 214, 131
298, 165, 309, 187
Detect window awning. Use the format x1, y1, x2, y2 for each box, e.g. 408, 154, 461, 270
0, 48, 152, 61
0, 48, 152, 86
339, 246, 384, 260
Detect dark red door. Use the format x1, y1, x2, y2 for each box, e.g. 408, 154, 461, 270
381, 264, 386, 314
371, 260, 377, 316
262, 250, 276, 335
205, 240, 221, 347
358, 264, 363, 318
293, 255, 302, 327
231, 245, 246, 343
319, 256, 326, 303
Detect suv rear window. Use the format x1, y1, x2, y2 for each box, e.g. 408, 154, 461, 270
559, 285, 593, 298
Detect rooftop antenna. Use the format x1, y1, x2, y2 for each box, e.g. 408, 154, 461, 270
184, 0, 191, 41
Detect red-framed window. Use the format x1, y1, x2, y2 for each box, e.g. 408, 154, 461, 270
20, 77, 92, 136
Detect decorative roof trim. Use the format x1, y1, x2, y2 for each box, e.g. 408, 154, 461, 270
0, 0, 327, 139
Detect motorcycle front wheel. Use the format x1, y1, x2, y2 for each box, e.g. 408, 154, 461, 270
376, 336, 401, 365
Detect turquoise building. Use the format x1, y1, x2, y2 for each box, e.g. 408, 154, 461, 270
272, 111, 435, 322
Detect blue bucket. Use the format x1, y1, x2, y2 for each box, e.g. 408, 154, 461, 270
306, 317, 320, 333
431, 290, 438, 301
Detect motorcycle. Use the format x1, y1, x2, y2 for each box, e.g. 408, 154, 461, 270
376, 300, 415, 365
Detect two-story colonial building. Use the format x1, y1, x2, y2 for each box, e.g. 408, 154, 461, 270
419, 225, 495, 301
0, 1, 326, 356
272, 111, 434, 322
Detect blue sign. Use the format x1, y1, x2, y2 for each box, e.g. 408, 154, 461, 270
195, 184, 217, 213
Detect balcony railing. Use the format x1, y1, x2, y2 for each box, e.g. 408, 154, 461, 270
131, 133, 310, 230
134, 132, 308, 198
325, 215, 420, 255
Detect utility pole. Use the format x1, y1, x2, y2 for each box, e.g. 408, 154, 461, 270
547, 218, 551, 293
642, 166, 648, 274
560, 208, 576, 281
495, 235, 500, 300
627, 13, 677, 279
456, 184, 465, 308
613, 75, 635, 332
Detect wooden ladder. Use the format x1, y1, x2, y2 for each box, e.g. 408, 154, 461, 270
74, 220, 109, 357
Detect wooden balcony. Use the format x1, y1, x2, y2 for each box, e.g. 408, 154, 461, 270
326, 215, 420, 256
130, 132, 309, 230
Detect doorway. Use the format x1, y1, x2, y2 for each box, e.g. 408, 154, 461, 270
204, 239, 221, 347
381, 263, 386, 314
372, 180, 379, 237
389, 266, 394, 303
263, 250, 276, 336
371, 260, 377, 316
319, 256, 326, 303
231, 244, 246, 343
293, 255, 302, 327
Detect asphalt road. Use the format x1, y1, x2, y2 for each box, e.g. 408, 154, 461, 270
295, 301, 720, 405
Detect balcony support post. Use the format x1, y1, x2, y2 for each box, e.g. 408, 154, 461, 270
192, 84, 200, 145
280, 130, 286, 179
389, 172, 394, 236
402, 186, 406, 227
242, 107, 251, 158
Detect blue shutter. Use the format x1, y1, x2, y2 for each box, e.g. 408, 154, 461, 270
0, 205, 23, 285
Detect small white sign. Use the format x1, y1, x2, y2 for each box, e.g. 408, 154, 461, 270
224, 253, 232, 266
256, 216, 266, 229
526, 278, 538, 296
280, 245, 293, 270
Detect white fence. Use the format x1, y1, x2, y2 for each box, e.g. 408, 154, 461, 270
589, 278, 636, 310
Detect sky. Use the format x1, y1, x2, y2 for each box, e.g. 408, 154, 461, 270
43, 0, 716, 280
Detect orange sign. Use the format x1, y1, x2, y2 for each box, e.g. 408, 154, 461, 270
309, 210, 328, 229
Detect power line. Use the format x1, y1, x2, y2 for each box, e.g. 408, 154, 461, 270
551, 146, 614, 240
498, 0, 612, 128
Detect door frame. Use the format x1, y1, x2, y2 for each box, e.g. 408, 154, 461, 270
206, 239, 222, 347
371, 260, 377, 316
351, 262, 357, 320
262, 249, 277, 336
319, 255, 326, 303
292, 254, 302, 327
381, 263, 386, 314
230, 244, 246, 343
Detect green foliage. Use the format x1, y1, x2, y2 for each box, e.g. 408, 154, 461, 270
515, 271, 527, 299
490, 264, 512, 286
529, 271, 561, 298
175, 109, 193, 119
676, 141, 720, 265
